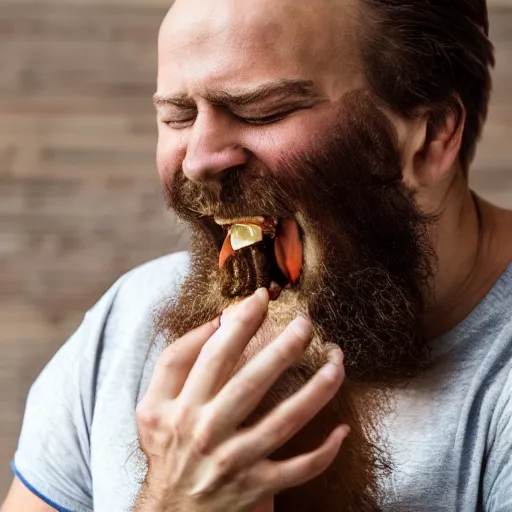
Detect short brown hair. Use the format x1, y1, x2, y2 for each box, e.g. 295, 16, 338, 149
360, 0, 495, 173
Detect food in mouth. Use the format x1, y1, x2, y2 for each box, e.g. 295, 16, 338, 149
215, 216, 303, 300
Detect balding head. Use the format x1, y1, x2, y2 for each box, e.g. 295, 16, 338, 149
158, 0, 361, 100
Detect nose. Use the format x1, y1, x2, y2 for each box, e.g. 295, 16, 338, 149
182, 106, 248, 181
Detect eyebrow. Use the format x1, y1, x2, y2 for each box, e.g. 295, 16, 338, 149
153, 79, 323, 109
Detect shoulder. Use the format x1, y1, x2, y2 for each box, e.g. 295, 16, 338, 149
119, 251, 190, 301
100, 251, 190, 314
90, 251, 190, 388
23, 251, 191, 406
84, 251, 190, 335
12, 253, 191, 512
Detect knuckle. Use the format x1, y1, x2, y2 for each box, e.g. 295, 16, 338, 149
310, 447, 332, 473
272, 340, 302, 367
288, 406, 310, 428
196, 340, 220, 365
271, 417, 296, 444
136, 400, 162, 430
274, 404, 300, 431
198, 344, 220, 364
170, 403, 194, 432
236, 465, 262, 494
192, 417, 216, 455
272, 464, 290, 491
158, 345, 188, 370
235, 376, 260, 397
214, 447, 237, 477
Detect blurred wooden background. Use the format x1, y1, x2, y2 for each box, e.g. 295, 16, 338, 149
0, 0, 511, 498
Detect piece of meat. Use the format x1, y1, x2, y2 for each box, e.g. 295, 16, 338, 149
218, 217, 303, 289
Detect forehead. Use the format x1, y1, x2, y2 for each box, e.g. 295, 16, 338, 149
158, 0, 360, 95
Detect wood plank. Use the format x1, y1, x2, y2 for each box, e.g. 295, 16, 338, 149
0, 4, 165, 43
2, 0, 509, 7
471, 9, 512, 200
1, 0, 173, 6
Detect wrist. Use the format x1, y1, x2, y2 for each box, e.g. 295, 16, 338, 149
133, 480, 178, 512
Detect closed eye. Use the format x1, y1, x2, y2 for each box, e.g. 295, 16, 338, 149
162, 116, 196, 129
163, 110, 294, 128
160, 102, 312, 129
241, 109, 299, 125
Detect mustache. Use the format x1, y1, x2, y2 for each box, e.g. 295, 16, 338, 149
163, 162, 297, 223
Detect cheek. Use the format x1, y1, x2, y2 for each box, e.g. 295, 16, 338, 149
156, 127, 186, 185
248, 111, 334, 171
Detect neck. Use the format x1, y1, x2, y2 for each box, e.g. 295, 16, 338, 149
421, 173, 512, 340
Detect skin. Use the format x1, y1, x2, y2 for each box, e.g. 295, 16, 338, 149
3, 0, 512, 509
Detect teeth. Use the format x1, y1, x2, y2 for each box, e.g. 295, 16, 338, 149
215, 216, 265, 226
229, 224, 263, 250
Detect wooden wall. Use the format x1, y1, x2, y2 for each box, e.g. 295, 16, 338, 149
0, 0, 511, 497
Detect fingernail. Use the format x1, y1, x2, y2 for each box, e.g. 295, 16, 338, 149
233, 288, 269, 321
290, 315, 312, 341
254, 287, 269, 303
240, 288, 268, 311
328, 347, 343, 365
339, 424, 351, 438
322, 362, 342, 381
221, 289, 269, 326
322, 348, 344, 379
238, 288, 268, 308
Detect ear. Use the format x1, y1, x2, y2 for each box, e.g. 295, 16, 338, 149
402, 98, 465, 188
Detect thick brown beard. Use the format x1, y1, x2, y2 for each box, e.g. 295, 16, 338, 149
161, 90, 436, 382
155, 259, 386, 511
155, 90, 436, 510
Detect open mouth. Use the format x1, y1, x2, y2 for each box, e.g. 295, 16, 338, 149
207, 215, 303, 300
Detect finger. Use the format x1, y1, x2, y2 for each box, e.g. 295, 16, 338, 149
209, 316, 313, 431
219, 347, 344, 467
180, 288, 269, 404
258, 424, 350, 494
146, 317, 220, 399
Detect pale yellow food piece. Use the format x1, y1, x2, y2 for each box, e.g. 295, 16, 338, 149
229, 224, 263, 250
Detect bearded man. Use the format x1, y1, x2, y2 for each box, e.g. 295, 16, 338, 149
3, 0, 511, 511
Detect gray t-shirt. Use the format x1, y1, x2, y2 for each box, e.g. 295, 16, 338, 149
11, 252, 512, 512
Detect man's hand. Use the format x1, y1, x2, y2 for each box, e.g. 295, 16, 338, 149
134, 288, 348, 512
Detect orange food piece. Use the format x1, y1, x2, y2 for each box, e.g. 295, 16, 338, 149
219, 234, 234, 269
274, 218, 303, 284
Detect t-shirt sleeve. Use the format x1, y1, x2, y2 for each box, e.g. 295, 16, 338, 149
484, 370, 512, 512
11, 280, 123, 512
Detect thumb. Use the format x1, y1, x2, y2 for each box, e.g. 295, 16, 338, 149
252, 495, 274, 512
